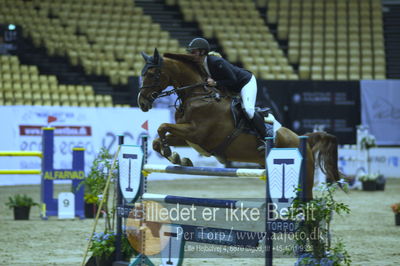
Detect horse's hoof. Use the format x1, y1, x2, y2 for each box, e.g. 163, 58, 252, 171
181, 158, 193, 167
161, 146, 172, 158
152, 141, 161, 153
168, 152, 181, 165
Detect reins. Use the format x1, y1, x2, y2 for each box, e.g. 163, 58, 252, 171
155, 82, 207, 99
154, 81, 225, 112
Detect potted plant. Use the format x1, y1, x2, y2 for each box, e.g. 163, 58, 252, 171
359, 173, 385, 191
80, 148, 118, 218
391, 203, 400, 226
356, 128, 383, 191
5, 194, 38, 220
89, 231, 134, 266
287, 184, 352, 265
84, 194, 100, 219
83, 147, 135, 265
359, 134, 376, 150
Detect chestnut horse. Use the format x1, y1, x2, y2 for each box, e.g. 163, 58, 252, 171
138, 49, 340, 199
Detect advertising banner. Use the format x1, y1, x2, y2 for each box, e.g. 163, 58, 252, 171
0, 106, 222, 185
339, 147, 400, 178
361, 80, 400, 145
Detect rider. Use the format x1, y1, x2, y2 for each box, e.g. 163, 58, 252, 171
186, 37, 268, 145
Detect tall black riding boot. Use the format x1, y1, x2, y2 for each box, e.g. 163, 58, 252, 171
251, 112, 268, 142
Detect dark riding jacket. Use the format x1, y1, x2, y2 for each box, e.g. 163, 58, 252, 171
206, 55, 252, 93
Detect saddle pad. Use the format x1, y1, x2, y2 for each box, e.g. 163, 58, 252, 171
230, 98, 273, 137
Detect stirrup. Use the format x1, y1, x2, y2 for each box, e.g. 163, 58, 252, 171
256, 139, 266, 152
255, 107, 271, 116
257, 145, 265, 152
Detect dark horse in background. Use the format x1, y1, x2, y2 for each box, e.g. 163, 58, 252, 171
138, 49, 341, 199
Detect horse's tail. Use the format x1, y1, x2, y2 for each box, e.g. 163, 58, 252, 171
304, 132, 342, 184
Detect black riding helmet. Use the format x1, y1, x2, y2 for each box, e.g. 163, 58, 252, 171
186, 38, 210, 54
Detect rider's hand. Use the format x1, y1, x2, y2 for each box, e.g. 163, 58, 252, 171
207, 78, 217, 87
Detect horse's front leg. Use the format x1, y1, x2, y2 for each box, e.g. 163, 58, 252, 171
153, 134, 191, 165
157, 123, 195, 158
153, 135, 189, 153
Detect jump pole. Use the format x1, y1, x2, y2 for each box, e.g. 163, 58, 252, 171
0, 151, 42, 175
143, 164, 266, 178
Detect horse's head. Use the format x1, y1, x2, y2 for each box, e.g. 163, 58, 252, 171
138, 49, 209, 111
138, 48, 169, 112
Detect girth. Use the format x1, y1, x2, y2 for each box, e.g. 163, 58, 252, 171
208, 119, 246, 163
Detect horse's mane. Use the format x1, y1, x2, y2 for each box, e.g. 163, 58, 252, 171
163, 53, 207, 78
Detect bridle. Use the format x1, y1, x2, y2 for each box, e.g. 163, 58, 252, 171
140, 66, 207, 101
139, 67, 163, 101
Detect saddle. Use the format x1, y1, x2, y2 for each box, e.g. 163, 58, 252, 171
230, 98, 274, 137
210, 98, 274, 159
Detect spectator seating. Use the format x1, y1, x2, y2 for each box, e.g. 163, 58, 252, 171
0, 55, 117, 107
0, 0, 387, 85
175, 0, 298, 80
262, 0, 386, 80
0, 0, 185, 85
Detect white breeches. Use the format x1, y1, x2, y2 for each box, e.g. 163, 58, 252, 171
240, 75, 257, 119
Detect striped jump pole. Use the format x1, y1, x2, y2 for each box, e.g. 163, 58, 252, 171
143, 164, 265, 178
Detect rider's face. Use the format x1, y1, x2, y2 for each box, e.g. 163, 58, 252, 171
190, 49, 201, 56
189, 49, 204, 63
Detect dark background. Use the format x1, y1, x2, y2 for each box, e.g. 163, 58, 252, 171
257, 80, 360, 144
